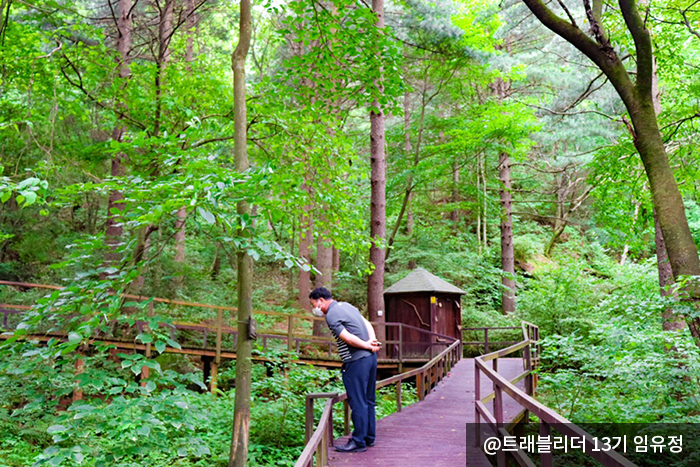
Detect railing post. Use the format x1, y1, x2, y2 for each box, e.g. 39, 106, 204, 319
141, 301, 155, 385
417, 371, 424, 401
328, 403, 335, 448
540, 421, 552, 467
73, 355, 84, 402
484, 328, 489, 354
474, 360, 481, 447
212, 306, 223, 393
305, 395, 314, 444
287, 315, 294, 353
493, 357, 501, 421
396, 381, 402, 412
524, 342, 533, 397
495, 384, 505, 467
343, 399, 350, 436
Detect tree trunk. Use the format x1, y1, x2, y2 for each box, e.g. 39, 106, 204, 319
368, 0, 386, 346
211, 243, 222, 280
499, 152, 515, 314
105, 0, 132, 268
153, 0, 174, 136
405, 192, 414, 234
404, 91, 414, 236
315, 235, 333, 289
476, 153, 482, 253
654, 209, 685, 331
481, 153, 487, 247
297, 200, 312, 311
174, 0, 196, 288
521, 0, 700, 345
313, 232, 333, 336
451, 159, 459, 222
545, 173, 567, 257
332, 246, 340, 272
185, 0, 196, 69
228, 0, 252, 464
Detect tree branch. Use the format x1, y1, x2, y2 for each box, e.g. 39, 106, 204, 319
681, 6, 700, 40
59, 55, 147, 131
619, 0, 653, 96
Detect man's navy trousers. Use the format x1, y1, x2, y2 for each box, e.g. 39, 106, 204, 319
342, 352, 378, 447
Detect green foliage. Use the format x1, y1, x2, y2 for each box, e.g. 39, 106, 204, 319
537, 321, 700, 423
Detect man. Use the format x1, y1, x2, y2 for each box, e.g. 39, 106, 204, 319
309, 287, 380, 453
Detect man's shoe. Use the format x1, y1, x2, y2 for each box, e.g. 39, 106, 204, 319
335, 440, 367, 453
365, 439, 375, 447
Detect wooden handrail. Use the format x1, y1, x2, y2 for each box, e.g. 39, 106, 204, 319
296, 398, 335, 467
0, 280, 323, 320
462, 326, 522, 354
475, 321, 635, 467
296, 339, 463, 467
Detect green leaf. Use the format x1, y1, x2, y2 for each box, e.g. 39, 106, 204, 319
18, 190, 37, 206
197, 207, 215, 224
166, 338, 181, 350
47, 424, 67, 434
68, 332, 82, 344
136, 333, 153, 344
144, 360, 161, 373
136, 425, 151, 436
155, 341, 166, 354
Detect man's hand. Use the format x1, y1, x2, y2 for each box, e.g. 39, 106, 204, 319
338, 329, 382, 352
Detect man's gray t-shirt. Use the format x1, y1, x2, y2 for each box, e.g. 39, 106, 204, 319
325, 301, 372, 362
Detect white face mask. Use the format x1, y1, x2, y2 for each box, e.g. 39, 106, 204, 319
312, 307, 324, 317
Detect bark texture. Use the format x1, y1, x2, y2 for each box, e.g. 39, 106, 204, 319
499, 152, 515, 314
297, 196, 312, 311
521, 0, 700, 343
368, 0, 386, 346
655, 210, 685, 331
105, 0, 132, 267
313, 232, 333, 336
229, 0, 252, 464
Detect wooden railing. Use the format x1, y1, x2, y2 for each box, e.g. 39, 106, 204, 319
1, 281, 458, 391
462, 326, 522, 355
295, 338, 462, 467
475, 321, 635, 467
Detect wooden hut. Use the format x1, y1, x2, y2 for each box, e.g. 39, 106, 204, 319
383, 268, 466, 359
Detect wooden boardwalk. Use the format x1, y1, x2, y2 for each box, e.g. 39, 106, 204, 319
328, 358, 525, 467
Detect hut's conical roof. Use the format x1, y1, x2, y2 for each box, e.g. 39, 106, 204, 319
384, 268, 466, 295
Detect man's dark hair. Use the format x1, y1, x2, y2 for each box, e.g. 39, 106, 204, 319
309, 287, 332, 300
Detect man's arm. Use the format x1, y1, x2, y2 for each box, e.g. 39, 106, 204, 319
338, 329, 380, 352
338, 325, 381, 353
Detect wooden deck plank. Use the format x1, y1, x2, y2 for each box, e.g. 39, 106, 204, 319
328, 358, 525, 467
